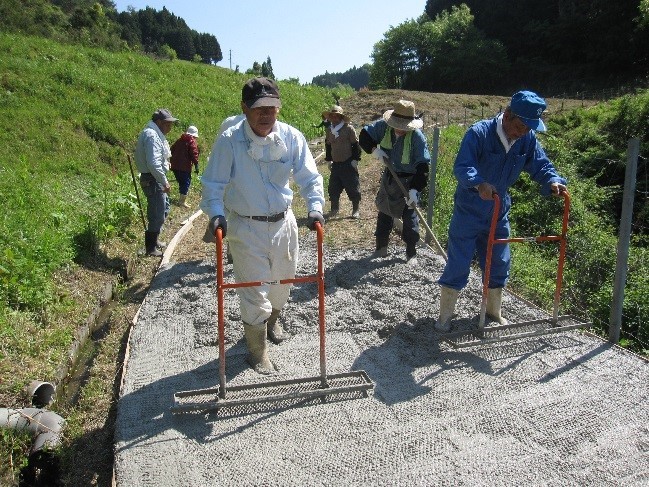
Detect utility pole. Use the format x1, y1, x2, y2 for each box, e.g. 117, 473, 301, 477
229, 50, 232, 70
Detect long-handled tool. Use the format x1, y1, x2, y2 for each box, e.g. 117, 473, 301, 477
380, 156, 447, 260
127, 154, 147, 231
172, 222, 374, 414
445, 191, 591, 348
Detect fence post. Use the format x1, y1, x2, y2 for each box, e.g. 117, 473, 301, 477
609, 138, 639, 343
426, 127, 440, 243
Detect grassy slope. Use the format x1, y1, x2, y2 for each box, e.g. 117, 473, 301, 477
0, 32, 354, 485
2, 30, 647, 486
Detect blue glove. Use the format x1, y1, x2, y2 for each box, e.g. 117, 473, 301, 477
202, 215, 227, 243
306, 211, 325, 230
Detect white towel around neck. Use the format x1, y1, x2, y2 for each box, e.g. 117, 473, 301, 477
330, 121, 344, 138
244, 120, 288, 161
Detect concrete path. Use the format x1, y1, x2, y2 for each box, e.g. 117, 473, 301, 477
114, 232, 649, 486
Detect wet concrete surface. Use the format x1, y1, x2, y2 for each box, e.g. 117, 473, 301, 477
114, 230, 649, 486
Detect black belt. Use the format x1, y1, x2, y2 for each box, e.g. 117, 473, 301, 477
248, 211, 286, 222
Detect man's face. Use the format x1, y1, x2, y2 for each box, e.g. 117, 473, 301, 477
156, 120, 174, 135
242, 103, 279, 137
328, 113, 343, 125
502, 109, 530, 141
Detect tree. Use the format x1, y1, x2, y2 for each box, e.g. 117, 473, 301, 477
424, 0, 649, 92
370, 5, 508, 93
312, 65, 370, 90
246, 61, 262, 76
261, 56, 274, 79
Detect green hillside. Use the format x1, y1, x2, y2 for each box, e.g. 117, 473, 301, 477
0, 31, 350, 396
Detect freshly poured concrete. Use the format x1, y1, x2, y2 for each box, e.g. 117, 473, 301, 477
114, 235, 649, 486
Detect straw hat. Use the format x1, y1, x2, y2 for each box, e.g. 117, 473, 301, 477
322, 105, 350, 123
383, 100, 423, 131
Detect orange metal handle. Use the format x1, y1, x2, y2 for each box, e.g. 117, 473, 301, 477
214, 221, 327, 398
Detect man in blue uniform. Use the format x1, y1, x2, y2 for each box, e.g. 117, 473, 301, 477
435, 91, 567, 332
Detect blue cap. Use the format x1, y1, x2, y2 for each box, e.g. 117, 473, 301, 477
510, 91, 547, 132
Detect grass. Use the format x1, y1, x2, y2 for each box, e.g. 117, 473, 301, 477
0, 31, 353, 485
2, 30, 648, 486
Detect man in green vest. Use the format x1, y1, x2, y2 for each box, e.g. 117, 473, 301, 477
359, 100, 431, 264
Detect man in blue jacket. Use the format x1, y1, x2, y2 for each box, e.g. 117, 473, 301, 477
435, 91, 567, 332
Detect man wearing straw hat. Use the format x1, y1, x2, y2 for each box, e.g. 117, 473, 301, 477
359, 99, 431, 264
323, 105, 362, 219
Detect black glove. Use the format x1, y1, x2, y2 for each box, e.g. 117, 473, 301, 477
194, 163, 199, 175
202, 215, 227, 243
306, 211, 325, 231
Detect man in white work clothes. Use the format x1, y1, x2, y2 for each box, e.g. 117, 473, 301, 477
201, 77, 325, 374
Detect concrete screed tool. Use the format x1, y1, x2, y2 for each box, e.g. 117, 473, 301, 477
172, 222, 374, 414
444, 191, 591, 348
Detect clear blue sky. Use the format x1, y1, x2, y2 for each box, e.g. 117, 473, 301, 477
112, 1, 427, 83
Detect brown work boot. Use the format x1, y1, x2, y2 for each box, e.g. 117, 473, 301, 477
266, 309, 289, 344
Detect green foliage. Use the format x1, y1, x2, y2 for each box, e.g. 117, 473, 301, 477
370, 5, 508, 93
423, 0, 649, 93
0, 31, 350, 321
157, 43, 177, 61
312, 64, 371, 90
0, 428, 31, 486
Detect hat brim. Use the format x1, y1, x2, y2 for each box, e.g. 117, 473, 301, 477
322, 111, 350, 122
383, 109, 423, 131
516, 115, 546, 132
245, 97, 282, 109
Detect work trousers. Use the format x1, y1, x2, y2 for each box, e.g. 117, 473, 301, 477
438, 212, 511, 291
328, 159, 361, 204
140, 173, 169, 233
227, 209, 299, 326
374, 207, 419, 247
172, 169, 192, 195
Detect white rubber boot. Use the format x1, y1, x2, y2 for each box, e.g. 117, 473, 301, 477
178, 194, 190, 208
486, 287, 509, 325
434, 286, 459, 332
243, 323, 276, 374
266, 309, 289, 344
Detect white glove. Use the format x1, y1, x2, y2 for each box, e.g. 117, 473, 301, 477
405, 189, 419, 207
372, 147, 387, 161
351, 160, 359, 170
